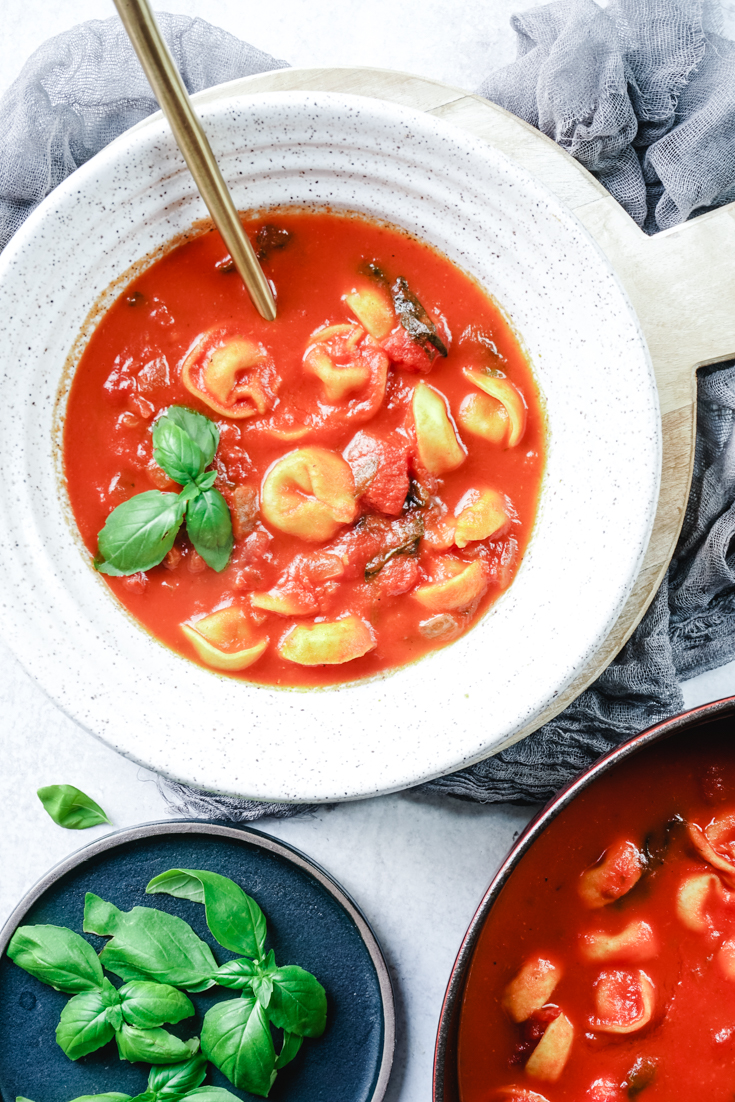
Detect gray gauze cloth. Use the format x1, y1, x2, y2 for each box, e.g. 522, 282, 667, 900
2, 2, 735, 816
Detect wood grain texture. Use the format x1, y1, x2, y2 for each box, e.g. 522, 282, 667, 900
189, 68, 735, 748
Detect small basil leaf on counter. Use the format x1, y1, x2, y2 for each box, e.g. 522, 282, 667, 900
147, 1051, 207, 1098
215, 958, 257, 990
275, 1031, 303, 1070
56, 984, 118, 1059
116, 1024, 199, 1065
165, 407, 219, 467
266, 966, 327, 1037
184, 490, 233, 573
201, 997, 276, 1098
97, 491, 185, 575
194, 469, 217, 492
152, 417, 205, 485
8, 924, 105, 993
119, 981, 195, 1029
183, 1089, 244, 1102
37, 784, 111, 830
84, 894, 217, 992
147, 869, 266, 960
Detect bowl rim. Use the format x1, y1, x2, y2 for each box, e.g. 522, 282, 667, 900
431, 693, 735, 1102
0, 818, 396, 1102
0, 88, 660, 801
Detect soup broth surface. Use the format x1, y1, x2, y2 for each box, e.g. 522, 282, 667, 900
458, 724, 735, 1102
63, 210, 544, 687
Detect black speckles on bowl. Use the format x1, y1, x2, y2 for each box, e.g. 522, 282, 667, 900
0, 821, 394, 1102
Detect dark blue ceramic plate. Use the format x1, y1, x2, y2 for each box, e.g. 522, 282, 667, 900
0, 821, 394, 1102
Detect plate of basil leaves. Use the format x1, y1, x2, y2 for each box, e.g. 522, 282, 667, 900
0, 822, 394, 1102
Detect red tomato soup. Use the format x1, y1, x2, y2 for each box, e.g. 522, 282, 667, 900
458, 727, 735, 1102
63, 209, 545, 687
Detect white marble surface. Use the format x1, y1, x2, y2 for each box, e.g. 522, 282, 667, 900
2, 3, 735, 1101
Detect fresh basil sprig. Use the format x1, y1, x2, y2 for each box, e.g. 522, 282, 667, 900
147, 869, 327, 1097
17, 1053, 243, 1102
8, 869, 326, 1099
83, 894, 217, 992
8, 924, 199, 1064
37, 785, 111, 830
96, 407, 233, 576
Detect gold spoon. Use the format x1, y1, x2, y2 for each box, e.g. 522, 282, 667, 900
113, 0, 277, 321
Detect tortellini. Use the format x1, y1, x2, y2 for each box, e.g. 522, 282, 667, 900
413, 559, 488, 613
278, 616, 376, 665
180, 607, 268, 671
181, 329, 278, 418
412, 381, 466, 475
460, 365, 527, 447
502, 956, 561, 1023
261, 447, 358, 542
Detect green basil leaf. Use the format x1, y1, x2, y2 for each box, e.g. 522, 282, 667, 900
116, 1024, 199, 1065
266, 966, 327, 1037
30, 1094, 130, 1102
215, 958, 257, 991
68, 1095, 132, 1102
275, 1031, 303, 1070
56, 980, 119, 1059
178, 481, 202, 506
201, 997, 276, 1098
184, 1090, 243, 1102
106, 996, 124, 1031
195, 470, 218, 492
164, 407, 219, 467
184, 490, 233, 573
8, 924, 105, 993
119, 981, 195, 1029
391, 275, 448, 357
97, 491, 185, 575
152, 416, 205, 485
84, 894, 217, 992
147, 1052, 207, 1098
36, 785, 111, 830
146, 870, 266, 959
251, 976, 274, 1009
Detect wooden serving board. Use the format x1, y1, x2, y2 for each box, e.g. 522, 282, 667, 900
191, 68, 735, 744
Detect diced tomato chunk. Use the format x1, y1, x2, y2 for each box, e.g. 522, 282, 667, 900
381, 326, 435, 373
344, 429, 410, 515
121, 572, 148, 594
375, 554, 419, 596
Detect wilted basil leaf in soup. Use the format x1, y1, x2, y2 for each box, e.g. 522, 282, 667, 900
63, 210, 544, 686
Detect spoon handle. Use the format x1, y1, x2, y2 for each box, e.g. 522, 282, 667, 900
114, 0, 277, 321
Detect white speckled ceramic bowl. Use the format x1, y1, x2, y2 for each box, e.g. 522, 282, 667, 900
0, 92, 660, 801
